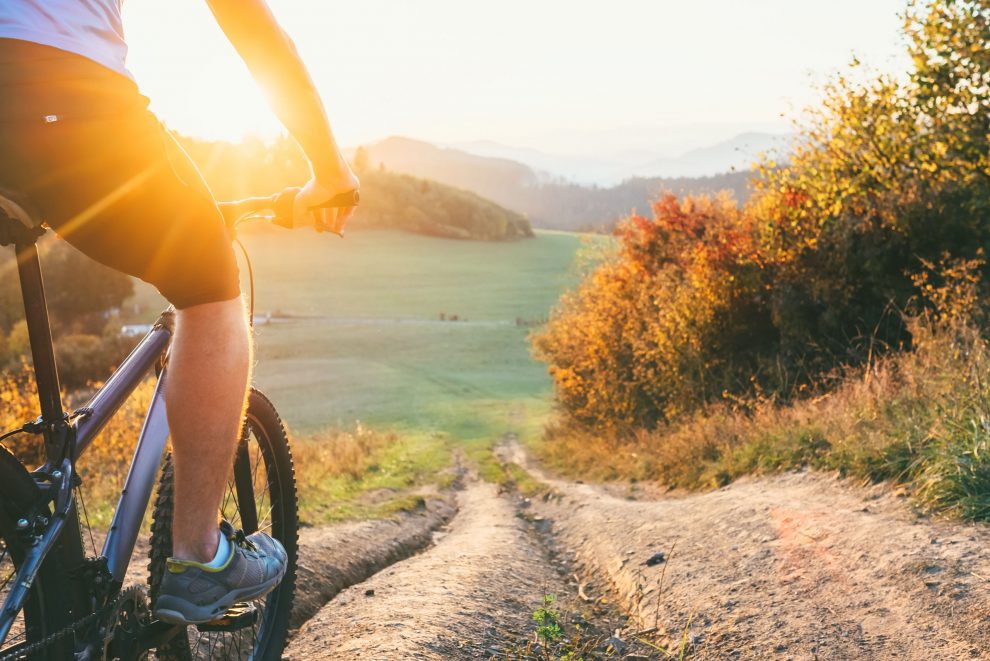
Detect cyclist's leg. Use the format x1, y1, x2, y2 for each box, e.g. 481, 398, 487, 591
167, 298, 251, 562
0, 41, 284, 583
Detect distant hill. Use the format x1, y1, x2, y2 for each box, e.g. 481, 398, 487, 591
356, 170, 533, 240
177, 135, 532, 241
355, 136, 540, 203
446, 140, 622, 184
359, 136, 756, 230
452, 132, 789, 185
631, 132, 789, 179
515, 172, 752, 231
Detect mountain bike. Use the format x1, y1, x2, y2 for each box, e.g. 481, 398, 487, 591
0, 186, 356, 660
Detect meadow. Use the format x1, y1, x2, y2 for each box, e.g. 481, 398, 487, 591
126, 229, 586, 522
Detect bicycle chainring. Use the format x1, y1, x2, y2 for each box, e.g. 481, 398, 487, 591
101, 585, 151, 661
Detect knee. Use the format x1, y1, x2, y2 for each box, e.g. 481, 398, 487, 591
175, 297, 251, 349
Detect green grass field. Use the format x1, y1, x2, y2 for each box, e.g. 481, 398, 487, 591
127, 229, 586, 520
244, 229, 583, 437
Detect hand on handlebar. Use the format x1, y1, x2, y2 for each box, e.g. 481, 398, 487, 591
292, 172, 360, 235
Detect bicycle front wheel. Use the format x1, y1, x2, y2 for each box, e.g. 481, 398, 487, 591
149, 388, 298, 661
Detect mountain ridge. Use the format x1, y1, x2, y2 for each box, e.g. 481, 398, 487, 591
357, 135, 758, 230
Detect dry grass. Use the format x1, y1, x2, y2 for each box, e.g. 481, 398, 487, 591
0, 369, 433, 528
292, 427, 452, 524
293, 424, 395, 481
0, 366, 156, 528
536, 314, 990, 520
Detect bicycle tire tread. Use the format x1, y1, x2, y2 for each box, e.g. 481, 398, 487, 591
148, 388, 298, 661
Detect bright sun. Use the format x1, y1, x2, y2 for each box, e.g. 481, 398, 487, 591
125, 1, 284, 142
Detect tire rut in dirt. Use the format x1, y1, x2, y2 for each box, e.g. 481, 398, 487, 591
285, 482, 565, 660
290, 496, 456, 630
512, 438, 990, 660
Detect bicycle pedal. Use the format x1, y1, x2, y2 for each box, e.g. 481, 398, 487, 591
196, 602, 259, 632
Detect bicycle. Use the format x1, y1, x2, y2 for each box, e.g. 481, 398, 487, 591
0, 186, 357, 660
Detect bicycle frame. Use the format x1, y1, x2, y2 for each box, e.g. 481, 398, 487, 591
0, 237, 174, 646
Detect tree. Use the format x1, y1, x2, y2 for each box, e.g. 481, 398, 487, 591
42, 240, 133, 334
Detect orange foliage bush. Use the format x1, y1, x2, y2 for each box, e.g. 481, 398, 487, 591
533, 193, 776, 429
0, 365, 156, 527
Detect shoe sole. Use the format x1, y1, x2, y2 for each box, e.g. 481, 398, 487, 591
153, 564, 287, 626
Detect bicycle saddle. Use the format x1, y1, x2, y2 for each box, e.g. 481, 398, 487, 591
0, 188, 42, 228
0, 188, 45, 245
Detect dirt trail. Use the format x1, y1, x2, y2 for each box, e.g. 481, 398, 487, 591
286, 482, 564, 659
505, 441, 990, 659
291, 497, 456, 628
276, 439, 990, 659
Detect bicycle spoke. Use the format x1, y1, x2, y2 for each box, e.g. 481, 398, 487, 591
222, 481, 242, 529
1, 550, 13, 591
0, 541, 27, 652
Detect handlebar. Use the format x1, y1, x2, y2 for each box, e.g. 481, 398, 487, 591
218, 187, 360, 234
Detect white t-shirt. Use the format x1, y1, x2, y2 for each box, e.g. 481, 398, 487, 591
0, 1, 131, 79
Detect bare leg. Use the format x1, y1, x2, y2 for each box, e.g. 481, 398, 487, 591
166, 297, 252, 563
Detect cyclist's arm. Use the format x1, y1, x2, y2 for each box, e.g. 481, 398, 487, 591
205, 0, 358, 226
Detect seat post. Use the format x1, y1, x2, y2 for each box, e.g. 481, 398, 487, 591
14, 242, 64, 425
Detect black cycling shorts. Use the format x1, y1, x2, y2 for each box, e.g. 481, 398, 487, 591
0, 39, 241, 310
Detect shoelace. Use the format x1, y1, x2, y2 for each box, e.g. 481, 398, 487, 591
230, 527, 260, 555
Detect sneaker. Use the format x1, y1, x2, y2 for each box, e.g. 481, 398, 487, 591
154, 520, 288, 625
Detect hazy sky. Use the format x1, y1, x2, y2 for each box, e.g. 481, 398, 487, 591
123, 0, 908, 155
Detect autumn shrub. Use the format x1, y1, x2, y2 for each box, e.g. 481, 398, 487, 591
535, 0, 990, 431
753, 0, 990, 369
533, 193, 775, 429
0, 238, 133, 339
537, 258, 990, 519
53, 332, 141, 390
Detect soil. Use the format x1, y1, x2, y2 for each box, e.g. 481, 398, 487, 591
506, 439, 990, 660
285, 482, 569, 660
290, 496, 456, 629
105, 438, 990, 659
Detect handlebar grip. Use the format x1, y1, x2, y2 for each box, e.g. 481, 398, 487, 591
272, 188, 300, 229
272, 188, 361, 230
314, 190, 361, 209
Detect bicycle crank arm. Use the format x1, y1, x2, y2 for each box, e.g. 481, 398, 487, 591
136, 620, 185, 652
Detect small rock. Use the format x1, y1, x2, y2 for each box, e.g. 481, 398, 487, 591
645, 552, 666, 567
364, 588, 375, 597
603, 636, 627, 654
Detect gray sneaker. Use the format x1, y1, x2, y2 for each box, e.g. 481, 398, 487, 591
154, 520, 288, 625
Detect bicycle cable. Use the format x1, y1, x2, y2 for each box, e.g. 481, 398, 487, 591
0, 426, 32, 453
233, 236, 256, 329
